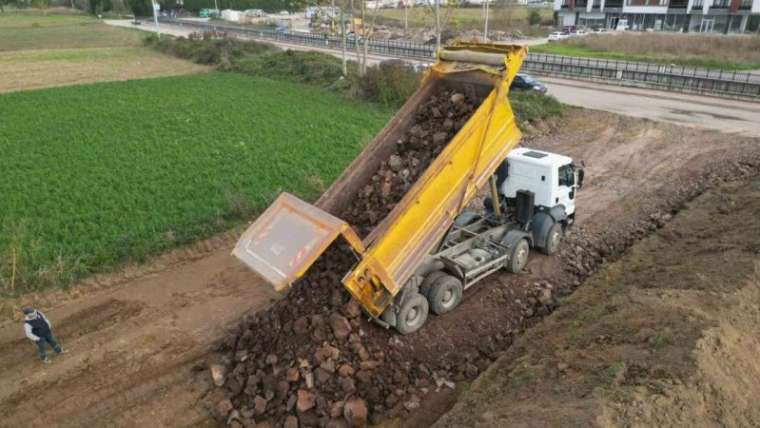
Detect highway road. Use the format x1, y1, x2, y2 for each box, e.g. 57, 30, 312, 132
108, 20, 760, 138
542, 77, 760, 138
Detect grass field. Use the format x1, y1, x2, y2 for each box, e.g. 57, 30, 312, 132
0, 72, 390, 294
532, 33, 760, 70
0, 13, 207, 92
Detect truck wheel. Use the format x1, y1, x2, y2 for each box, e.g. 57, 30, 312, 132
420, 271, 449, 300
428, 274, 463, 315
542, 223, 563, 256
506, 239, 530, 273
395, 293, 429, 335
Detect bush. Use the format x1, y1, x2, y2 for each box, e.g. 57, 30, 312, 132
509, 90, 564, 125
528, 10, 541, 26
357, 60, 420, 108
231, 50, 345, 86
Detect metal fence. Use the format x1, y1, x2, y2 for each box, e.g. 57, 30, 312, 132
522, 53, 760, 99
158, 18, 436, 60
157, 18, 760, 100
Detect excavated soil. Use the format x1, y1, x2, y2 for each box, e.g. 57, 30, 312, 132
2, 109, 759, 428
213, 108, 760, 428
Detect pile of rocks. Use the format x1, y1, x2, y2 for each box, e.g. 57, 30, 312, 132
344, 90, 478, 237
213, 90, 482, 427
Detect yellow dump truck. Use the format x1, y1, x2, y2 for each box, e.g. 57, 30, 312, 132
233, 43, 584, 333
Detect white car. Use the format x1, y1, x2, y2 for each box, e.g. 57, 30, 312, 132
548, 32, 569, 42
573, 29, 588, 36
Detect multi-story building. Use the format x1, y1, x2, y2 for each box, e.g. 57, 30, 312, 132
554, 0, 760, 32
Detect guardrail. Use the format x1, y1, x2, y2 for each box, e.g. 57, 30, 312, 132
157, 18, 760, 100
522, 53, 760, 99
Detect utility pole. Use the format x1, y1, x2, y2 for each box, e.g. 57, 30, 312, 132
341, 8, 347, 76
483, 0, 489, 41
404, 0, 408, 35
152, 0, 161, 38
434, 0, 441, 51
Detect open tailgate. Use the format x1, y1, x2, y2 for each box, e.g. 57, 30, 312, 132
232, 193, 363, 291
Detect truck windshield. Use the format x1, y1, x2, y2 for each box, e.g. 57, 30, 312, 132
558, 164, 574, 187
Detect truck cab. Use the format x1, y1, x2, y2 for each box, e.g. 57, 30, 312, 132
501, 148, 582, 222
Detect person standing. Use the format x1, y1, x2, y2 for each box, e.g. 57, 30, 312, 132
22, 307, 65, 364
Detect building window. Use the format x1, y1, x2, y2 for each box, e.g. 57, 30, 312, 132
712, 0, 729, 8
692, 0, 703, 6
739, 0, 751, 9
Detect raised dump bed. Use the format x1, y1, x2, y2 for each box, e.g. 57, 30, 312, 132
233, 43, 527, 319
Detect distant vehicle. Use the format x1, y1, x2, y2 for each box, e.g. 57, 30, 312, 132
592, 27, 607, 33
510, 73, 548, 94
615, 18, 629, 31
548, 31, 569, 42
573, 29, 588, 36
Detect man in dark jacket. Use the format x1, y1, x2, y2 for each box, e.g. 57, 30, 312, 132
23, 307, 65, 363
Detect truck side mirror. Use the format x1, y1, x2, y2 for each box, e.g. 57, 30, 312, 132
577, 168, 585, 189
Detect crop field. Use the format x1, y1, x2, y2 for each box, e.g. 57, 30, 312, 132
0, 13, 208, 92
532, 33, 760, 70
0, 72, 390, 294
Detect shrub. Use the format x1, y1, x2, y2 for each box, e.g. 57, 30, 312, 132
509, 90, 564, 125
528, 10, 541, 26
357, 60, 420, 108
231, 50, 345, 86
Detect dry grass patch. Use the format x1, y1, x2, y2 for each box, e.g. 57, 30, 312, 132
0, 13, 208, 91
533, 33, 760, 70
0, 47, 209, 93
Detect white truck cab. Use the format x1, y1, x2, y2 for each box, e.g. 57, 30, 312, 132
501, 148, 581, 217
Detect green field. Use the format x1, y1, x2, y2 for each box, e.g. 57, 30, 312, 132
0, 72, 390, 294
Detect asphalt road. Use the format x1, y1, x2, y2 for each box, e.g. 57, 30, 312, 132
541, 77, 760, 138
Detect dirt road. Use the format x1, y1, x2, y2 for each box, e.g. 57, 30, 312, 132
1, 109, 758, 427
0, 233, 278, 427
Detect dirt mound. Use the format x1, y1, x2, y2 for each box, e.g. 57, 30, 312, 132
213, 90, 483, 427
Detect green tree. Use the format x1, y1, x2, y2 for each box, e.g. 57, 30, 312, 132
128, 0, 152, 16
528, 9, 541, 26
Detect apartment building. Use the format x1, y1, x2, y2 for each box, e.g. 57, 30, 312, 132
554, 0, 760, 32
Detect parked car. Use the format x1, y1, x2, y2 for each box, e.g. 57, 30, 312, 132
510, 73, 548, 94
548, 31, 569, 42
573, 29, 588, 36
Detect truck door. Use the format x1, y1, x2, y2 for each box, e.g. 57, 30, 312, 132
557, 164, 575, 215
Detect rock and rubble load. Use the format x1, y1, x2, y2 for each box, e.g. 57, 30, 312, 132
343, 90, 479, 238
214, 90, 482, 427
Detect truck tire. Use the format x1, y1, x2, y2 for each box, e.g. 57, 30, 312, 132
428, 274, 463, 315
395, 293, 429, 335
506, 238, 530, 273
420, 271, 450, 299
542, 222, 563, 255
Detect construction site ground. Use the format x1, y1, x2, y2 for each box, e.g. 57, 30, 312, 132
2, 107, 759, 427
435, 180, 760, 428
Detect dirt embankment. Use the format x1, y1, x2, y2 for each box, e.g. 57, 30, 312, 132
435, 181, 760, 428
1, 109, 759, 428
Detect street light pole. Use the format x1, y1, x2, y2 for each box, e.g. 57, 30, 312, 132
483, 0, 489, 41
152, 0, 161, 38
